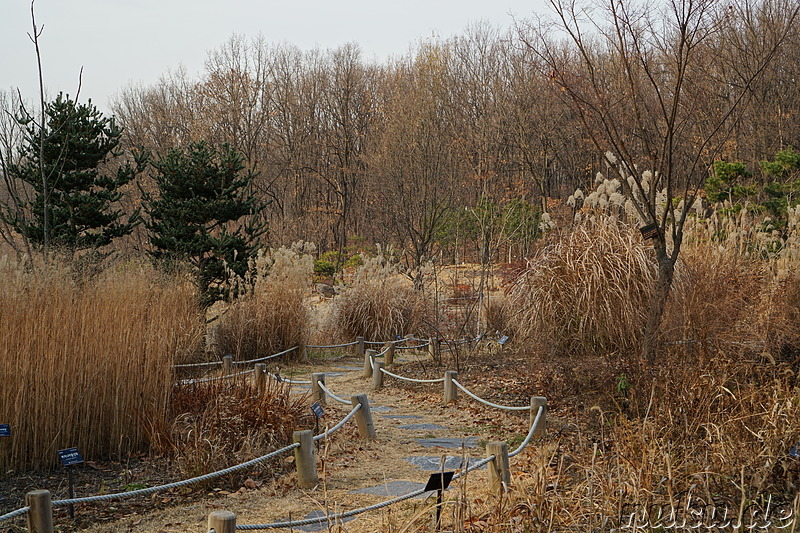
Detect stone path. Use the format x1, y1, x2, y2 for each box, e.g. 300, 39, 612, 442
83, 348, 534, 533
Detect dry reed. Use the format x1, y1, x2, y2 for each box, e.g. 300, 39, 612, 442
0, 257, 202, 471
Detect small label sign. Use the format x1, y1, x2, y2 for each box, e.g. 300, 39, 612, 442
498, 335, 510, 346
0, 424, 10, 437
423, 471, 454, 492
274, 372, 282, 383
57, 447, 84, 467
790, 443, 800, 458
311, 402, 325, 419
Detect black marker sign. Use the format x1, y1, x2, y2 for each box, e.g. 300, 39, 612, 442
58, 447, 84, 467
311, 402, 325, 419
0, 425, 10, 437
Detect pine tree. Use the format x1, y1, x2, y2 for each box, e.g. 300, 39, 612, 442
4, 93, 143, 253
143, 141, 267, 306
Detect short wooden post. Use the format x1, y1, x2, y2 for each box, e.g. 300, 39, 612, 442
530, 397, 547, 437
253, 363, 266, 394
208, 510, 236, 533
300, 343, 308, 362
444, 371, 458, 403
372, 361, 385, 390
26, 490, 53, 533
428, 338, 437, 359
311, 372, 326, 405
363, 349, 376, 378
222, 355, 233, 375
351, 393, 376, 440
385, 342, 395, 366
356, 336, 365, 357
487, 442, 511, 493
293, 430, 318, 488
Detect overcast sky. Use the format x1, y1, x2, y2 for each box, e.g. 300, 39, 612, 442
1, 0, 549, 113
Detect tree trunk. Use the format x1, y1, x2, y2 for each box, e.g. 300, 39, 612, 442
642, 238, 676, 365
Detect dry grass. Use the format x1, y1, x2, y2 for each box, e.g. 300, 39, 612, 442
331, 256, 430, 341
0, 257, 202, 471
507, 219, 656, 362
166, 378, 312, 482
216, 247, 312, 359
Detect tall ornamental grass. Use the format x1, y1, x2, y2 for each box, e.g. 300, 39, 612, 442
216, 245, 313, 359
0, 258, 202, 471
330, 255, 430, 342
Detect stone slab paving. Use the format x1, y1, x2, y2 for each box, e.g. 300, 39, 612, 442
415, 436, 479, 448
350, 480, 427, 497
333, 366, 363, 371
404, 456, 487, 471
293, 510, 356, 532
380, 414, 422, 420
370, 405, 395, 412
397, 423, 448, 431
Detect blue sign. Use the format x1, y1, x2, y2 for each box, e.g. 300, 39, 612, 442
498, 335, 510, 345
311, 402, 325, 419
791, 443, 800, 458
0, 424, 10, 437
395, 335, 403, 341
57, 447, 84, 466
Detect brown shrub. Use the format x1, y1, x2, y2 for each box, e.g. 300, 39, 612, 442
167, 378, 311, 482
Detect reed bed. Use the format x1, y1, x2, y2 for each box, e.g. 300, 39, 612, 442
0, 258, 202, 471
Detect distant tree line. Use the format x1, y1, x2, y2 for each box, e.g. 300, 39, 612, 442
1, 0, 799, 293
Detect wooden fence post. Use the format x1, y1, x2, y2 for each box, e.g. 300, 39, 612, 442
428, 338, 437, 360
444, 371, 458, 403
300, 343, 308, 362
253, 363, 266, 394
530, 397, 547, 437
363, 349, 376, 378
487, 442, 511, 494
372, 361, 385, 390
351, 394, 377, 440
293, 430, 318, 488
208, 510, 236, 533
385, 342, 395, 366
311, 373, 326, 405
222, 355, 233, 375
26, 490, 53, 533
356, 336, 365, 357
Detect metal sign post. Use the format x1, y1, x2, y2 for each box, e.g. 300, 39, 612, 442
58, 447, 84, 518
311, 402, 325, 435
424, 471, 454, 530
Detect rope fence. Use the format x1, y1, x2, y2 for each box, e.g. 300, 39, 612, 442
234, 405, 547, 531
179, 369, 255, 385
233, 346, 298, 365
451, 379, 531, 411
379, 367, 446, 384
312, 403, 362, 441
316, 380, 352, 405
306, 340, 360, 349
2, 330, 548, 532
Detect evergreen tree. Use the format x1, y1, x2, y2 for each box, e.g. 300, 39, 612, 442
143, 141, 267, 306
4, 93, 143, 252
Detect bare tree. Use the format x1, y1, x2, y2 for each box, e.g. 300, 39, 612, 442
525, 0, 799, 363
